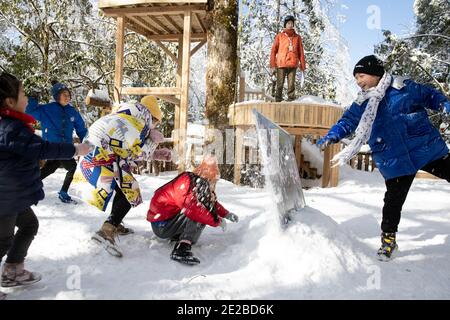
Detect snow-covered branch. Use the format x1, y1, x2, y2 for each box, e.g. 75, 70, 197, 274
53, 38, 114, 49
405, 33, 450, 41
0, 10, 45, 60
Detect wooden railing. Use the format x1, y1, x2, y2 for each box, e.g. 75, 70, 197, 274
349, 151, 376, 172
239, 75, 274, 102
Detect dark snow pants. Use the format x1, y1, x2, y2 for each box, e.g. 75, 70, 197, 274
151, 213, 206, 244
382, 154, 450, 233
40, 159, 77, 193
275, 67, 296, 102
106, 185, 132, 227
0, 208, 39, 264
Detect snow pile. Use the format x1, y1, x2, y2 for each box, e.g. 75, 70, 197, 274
293, 95, 342, 108
86, 89, 111, 103
236, 100, 266, 105
3, 166, 449, 299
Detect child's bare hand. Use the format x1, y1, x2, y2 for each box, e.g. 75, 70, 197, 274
149, 129, 165, 144
74, 143, 93, 156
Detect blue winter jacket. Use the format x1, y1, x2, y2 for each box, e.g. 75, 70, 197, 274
0, 115, 76, 217
26, 97, 87, 143
328, 77, 449, 180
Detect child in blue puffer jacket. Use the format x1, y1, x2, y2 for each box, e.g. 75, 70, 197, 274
317, 55, 450, 261
0, 73, 91, 297
26, 80, 88, 204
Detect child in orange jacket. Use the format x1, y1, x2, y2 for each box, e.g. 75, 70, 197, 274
270, 15, 306, 102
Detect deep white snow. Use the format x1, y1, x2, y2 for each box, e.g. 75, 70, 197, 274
2, 165, 449, 300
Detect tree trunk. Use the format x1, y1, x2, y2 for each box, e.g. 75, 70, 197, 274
205, 0, 238, 181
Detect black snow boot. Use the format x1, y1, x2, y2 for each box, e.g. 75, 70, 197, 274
171, 241, 200, 265
377, 232, 398, 261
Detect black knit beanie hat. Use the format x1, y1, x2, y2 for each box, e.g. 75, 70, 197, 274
353, 55, 385, 77
283, 15, 295, 28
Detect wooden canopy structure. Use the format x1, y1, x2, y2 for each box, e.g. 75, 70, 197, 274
98, 0, 209, 170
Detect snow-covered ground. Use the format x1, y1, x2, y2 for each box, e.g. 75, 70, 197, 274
3, 166, 449, 300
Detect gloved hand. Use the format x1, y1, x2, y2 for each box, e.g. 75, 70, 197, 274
317, 133, 339, 149
443, 101, 450, 114
225, 212, 239, 223
152, 148, 172, 161
149, 129, 165, 144
219, 218, 227, 232
28, 87, 43, 100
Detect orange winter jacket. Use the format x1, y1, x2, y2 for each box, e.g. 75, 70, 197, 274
270, 29, 306, 70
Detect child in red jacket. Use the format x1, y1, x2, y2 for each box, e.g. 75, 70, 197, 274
147, 155, 238, 265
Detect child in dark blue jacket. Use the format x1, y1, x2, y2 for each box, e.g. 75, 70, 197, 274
317, 55, 450, 261
0, 73, 90, 296
26, 81, 88, 204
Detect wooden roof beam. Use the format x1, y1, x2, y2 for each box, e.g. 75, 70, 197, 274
190, 40, 206, 56
145, 33, 206, 41
101, 4, 207, 17
162, 14, 183, 33
193, 12, 206, 33
99, 0, 206, 8
154, 40, 177, 62
127, 16, 157, 35
144, 15, 173, 34
124, 18, 153, 38
120, 87, 181, 95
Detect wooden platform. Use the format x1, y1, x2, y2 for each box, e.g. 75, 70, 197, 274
229, 102, 343, 187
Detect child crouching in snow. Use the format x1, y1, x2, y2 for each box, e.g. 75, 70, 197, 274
0, 73, 90, 297
317, 55, 450, 261
147, 155, 239, 265
74, 95, 172, 258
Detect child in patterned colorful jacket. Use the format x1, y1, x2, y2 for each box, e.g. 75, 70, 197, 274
74, 95, 172, 258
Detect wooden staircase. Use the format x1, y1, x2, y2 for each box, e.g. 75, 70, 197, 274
299, 154, 321, 180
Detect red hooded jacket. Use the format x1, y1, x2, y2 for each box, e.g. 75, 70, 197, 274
147, 172, 229, 227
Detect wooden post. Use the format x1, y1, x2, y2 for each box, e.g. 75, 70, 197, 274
114, 16, 125, 104
175, 37, 183, 131
173, 36, 183, 171
178, 10, 191, 172
234, 126, 244, 185
357, 153, 363, 170
322, 146, 331, 187
330, 143, 340, 187
364, 153, 370, 171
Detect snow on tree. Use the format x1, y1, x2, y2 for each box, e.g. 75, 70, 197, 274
239, 0, 355, 105
375, 0, 450, 142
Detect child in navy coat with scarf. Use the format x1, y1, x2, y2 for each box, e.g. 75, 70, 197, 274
0, 73, 90, 298
317, 55, 450, 261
